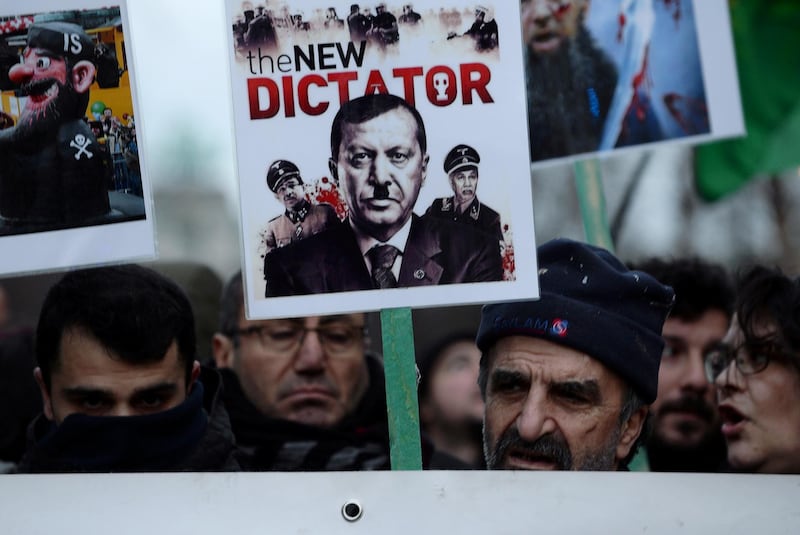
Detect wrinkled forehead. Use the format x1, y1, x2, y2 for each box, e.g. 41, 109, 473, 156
488, 335, 604, 375
486, 335, 631, 398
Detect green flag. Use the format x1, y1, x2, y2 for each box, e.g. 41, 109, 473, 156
695, 0, 800, 201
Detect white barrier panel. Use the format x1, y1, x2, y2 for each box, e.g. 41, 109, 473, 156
1, 471, 798, 534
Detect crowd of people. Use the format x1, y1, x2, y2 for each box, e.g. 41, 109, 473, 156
90, 107, 141, 197
231, 3, 498, 53
1, 235, 799, 475
0, 1, 796, 482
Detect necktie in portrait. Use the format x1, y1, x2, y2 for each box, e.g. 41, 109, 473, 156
367, 244, 400, 288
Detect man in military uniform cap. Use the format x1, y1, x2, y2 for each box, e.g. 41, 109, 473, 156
0, 22, 110, 229
259, 159, 339, 255
426, 144, 503, 244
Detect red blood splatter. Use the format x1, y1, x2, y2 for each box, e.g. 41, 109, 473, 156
553, 2, 571, 20
617, 13, 627, 42
502, 244, 516, 281
663, 92, 709, 134
313, 177, 348, 220
626, 44, 652, 122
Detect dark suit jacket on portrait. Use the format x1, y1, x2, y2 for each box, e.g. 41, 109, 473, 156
264, 214, 503, 296
425, 196, 503, 243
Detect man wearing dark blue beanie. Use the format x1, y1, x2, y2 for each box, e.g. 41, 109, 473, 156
476, 238, 674, 470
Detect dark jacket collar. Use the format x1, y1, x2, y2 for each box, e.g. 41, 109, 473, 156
219, 356, 391, 470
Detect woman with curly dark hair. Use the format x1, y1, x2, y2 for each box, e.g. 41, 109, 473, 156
705, 266, 800, 473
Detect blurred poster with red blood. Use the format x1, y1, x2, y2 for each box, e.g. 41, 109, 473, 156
521, 0, 743, 165
226, 2, 538, 319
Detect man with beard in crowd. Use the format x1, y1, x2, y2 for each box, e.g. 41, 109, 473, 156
0, 22, 110, 229
478, 238, 674, 470
630, 258, 734, 472
521, 0, 618, 161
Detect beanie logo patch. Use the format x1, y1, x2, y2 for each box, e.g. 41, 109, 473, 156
550, 319, 568, 337
493, 315, 566, 336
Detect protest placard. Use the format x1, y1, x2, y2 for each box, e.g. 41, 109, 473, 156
227, 2, 538, 319
0, 0, 154, 276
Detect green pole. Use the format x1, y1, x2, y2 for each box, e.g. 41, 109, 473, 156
380, 307, 423, 470
573, 159, 615, 252
574, 158, 653, 469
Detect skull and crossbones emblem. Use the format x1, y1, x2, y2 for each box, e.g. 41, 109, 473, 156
69, 134, 93, 160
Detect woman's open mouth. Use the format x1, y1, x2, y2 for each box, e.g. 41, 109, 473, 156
718, 404, 746, 437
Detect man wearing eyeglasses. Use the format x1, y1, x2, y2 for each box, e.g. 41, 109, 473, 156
212, 272, 392, 470
259, 159, 340, 255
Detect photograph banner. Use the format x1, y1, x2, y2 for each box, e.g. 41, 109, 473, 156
0, 0, 155, 276
227, 2, 539, 319
522, 0, 744, 165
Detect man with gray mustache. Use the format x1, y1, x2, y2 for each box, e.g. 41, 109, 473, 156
477, 238, 674, 470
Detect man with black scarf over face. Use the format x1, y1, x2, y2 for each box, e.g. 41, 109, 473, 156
521, 0, 618, 161
16, 265, 239, 473
0, 22, 110, 228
